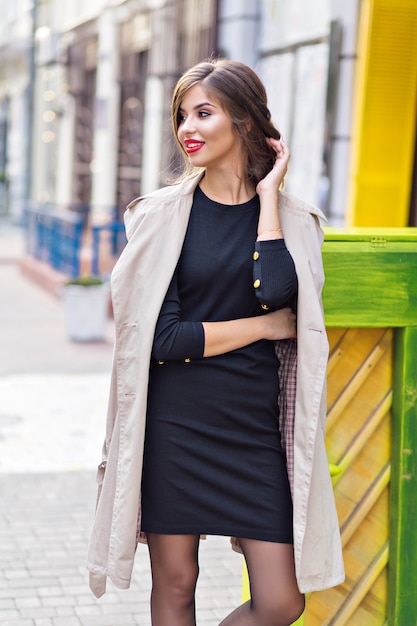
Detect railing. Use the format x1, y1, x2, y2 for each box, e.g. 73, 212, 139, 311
24, 206, 84, 278
24, 205, 127, 279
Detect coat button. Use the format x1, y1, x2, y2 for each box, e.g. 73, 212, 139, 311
261, 304, 270, 310
184, 358, 191, 363
253, 279, 261, 288
253, 251, 260, 260
157, 360, 164, 365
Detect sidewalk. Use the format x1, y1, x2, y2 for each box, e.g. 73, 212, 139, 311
0, 219, 242, 625
0, 472, 242, 626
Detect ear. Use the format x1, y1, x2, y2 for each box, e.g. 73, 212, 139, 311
244, 117, 252, 132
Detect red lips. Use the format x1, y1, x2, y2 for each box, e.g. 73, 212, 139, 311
183, 139, 205, 153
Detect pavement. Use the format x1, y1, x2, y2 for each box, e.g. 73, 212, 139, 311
0, 218, 242, 625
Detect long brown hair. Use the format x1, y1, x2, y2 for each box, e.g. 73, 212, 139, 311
171, 59, 282, 187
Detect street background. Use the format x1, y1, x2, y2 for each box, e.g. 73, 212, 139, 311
0, 219, 242, 626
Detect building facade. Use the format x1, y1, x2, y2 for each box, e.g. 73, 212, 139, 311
1, 1, 417, 238
30, 0, 218, 225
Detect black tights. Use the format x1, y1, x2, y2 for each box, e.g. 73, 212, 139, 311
146, 534, 304, 626
147, 534, 200, 626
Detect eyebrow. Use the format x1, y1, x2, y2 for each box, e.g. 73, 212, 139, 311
179, 101, 217, 112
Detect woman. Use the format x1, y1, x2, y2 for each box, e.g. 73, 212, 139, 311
87, 59, 344, 625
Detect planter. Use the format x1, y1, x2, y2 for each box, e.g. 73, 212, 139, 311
61, 282, 110, 342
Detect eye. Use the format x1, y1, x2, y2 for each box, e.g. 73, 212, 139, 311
177, 113, 186, 124
198, 110, 210, 118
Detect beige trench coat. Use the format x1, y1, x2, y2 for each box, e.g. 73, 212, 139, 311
87, 172, 345, 598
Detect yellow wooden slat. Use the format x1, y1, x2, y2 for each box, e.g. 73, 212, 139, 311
340, 463, 390, 545
327, 330, 391, 429
332, 392, 392, 481
326, 328, 388, 410
333, 415, 391, 525
305, 328, 393, 624
307, 495, 389, 625
329, 543, 389, 626
327, 329, 348, 376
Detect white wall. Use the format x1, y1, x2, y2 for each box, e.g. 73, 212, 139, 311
260, 0, 330, 48
217, 0, 260, 67
50, 0, 107, 32
257, 0, 330, 209
89, 7, 121, 220
217, 0, 360, 221
141, 76, 164, 195
0, 0, 34, 218
327, 0, 360, 225
7, 87, 30, 217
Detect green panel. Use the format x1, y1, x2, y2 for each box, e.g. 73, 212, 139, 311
322, 242, 417, 327
388, 327, 417, 624
324, 227, 417, 242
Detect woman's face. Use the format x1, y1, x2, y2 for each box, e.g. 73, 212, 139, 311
177, 84, 243, 172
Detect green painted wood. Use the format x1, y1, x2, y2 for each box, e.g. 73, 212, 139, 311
324, 227, 417, 242
388, 327, 417, 625
319, 229, 417, 623
322, 241, 417, 327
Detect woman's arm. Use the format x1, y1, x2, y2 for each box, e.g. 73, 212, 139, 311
252, 239, 297, 308
152, 271, 205, 361
251, 139, 298, 307
152, 271, 296, 361
202, 307, 296, 357
256, 138, 289, 242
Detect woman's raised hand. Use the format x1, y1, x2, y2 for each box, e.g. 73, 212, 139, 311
256, 138, 290, 197
262, 307, 296, 341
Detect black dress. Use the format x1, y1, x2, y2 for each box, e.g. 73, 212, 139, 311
141, 186, 298, 543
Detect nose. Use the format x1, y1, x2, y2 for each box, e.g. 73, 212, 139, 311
180, 115, 196, 135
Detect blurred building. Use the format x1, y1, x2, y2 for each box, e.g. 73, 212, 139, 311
0, 0, 36, 218
1, 0, 417, 280
31, 0, 217, 225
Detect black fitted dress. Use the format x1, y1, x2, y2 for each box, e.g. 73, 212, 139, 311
140, 186, 298, 543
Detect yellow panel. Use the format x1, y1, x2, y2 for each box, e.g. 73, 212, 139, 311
242, 328, 393, 624
347, 0, 417, 226
305, 328, 393, 625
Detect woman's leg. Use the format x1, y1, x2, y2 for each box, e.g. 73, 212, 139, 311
146, 533, 200, 626
220, 538, 304, 626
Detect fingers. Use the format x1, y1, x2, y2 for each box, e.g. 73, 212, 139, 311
266, 307, 297, 340
256, 138, 289, 194
266, 136, 288, 155
275, 140, 289, 162
265, 138, 290, 179
285, 309, 297, 338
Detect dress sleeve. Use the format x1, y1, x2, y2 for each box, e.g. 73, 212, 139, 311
252, 239, 298, 308
152, 270, 205, 361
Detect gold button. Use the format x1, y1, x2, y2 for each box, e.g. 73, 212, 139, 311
157, 360, 164, 365
253, 279, 261, 288
261, 304, 270, 310
184, 358, 191, 363
253, 251, 260, 260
